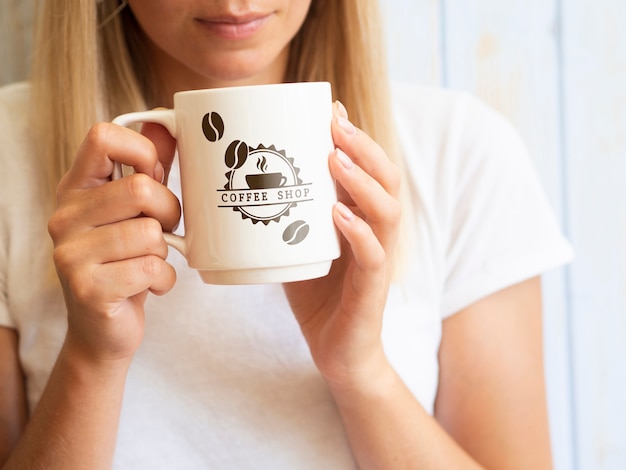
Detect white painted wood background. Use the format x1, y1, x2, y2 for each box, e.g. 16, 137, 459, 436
382, 1, 626, 469
1, 1, 624, 469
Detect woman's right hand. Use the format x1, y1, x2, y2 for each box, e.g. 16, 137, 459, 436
47, 122, 180, 364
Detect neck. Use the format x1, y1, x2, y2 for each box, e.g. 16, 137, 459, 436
143, 41, 290, 108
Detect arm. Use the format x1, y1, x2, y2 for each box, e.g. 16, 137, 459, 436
328, 277, 552, 469
2, 122, 179, 469
436, 276, 552, 469
285, 103, 482, 468
0, 324, 131, 470
285, 102, 552, 468
0, 327, 27, 466
325, 348, 483, 469
3, 339, 131, 470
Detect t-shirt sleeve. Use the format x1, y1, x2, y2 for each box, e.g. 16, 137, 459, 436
440, 96, 573, 318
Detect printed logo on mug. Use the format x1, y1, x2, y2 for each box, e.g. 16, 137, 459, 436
113, 82, 341, 284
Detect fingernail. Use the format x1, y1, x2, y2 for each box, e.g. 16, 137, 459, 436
337, 116, 356, 135
335, 202, 354, 221
335, 100, 348, 119
336, 149, 354, 170
154, 163, 165, 183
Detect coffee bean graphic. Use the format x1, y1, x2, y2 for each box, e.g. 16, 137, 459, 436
225, 140, 248, 169
201, 112, 224, 142
282, 220, 310, 245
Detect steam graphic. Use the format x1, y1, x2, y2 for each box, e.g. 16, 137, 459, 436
257, 156, 268, 173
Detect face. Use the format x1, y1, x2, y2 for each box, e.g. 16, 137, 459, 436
127, 0, 312, 100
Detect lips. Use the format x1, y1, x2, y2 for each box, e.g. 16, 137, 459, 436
195, 13, 273, 40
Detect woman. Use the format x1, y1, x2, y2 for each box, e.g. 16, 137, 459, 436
0, 0, 572, 468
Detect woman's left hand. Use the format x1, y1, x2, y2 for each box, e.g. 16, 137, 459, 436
283, 101, 402, 390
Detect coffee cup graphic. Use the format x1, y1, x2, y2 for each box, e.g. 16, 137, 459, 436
246, 156, 287, 189
246, 172, 287, 189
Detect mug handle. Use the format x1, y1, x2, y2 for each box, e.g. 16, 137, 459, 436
111, 109, 187, 256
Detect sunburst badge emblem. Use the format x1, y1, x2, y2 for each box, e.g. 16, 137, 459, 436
203, 111, 316, 244
217, 139, 312, 225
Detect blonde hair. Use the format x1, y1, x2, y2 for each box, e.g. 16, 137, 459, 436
31, 0, 144, 199
32, 0, 412, 271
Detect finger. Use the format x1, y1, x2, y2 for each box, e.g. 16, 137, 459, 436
104, 255, 176, 297
329, 149, 401, 251
331, 103, 401, 199
333, 178, 355, 210
60, 123, 164, 192
332, 202, 388, 299
72, 255, 176, 305
139, 122, 177, 184
52, 217, 170, 274
50, 173, 181, 238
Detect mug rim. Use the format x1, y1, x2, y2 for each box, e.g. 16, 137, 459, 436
173, 81, 330, 98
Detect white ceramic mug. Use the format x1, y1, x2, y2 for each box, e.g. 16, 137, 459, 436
112, 82, 341, 284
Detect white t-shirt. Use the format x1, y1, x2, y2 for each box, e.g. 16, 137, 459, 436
0, 82, 573, 468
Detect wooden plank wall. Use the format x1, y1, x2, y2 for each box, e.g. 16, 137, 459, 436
383, 1, 626, 469
1, 1, 625, 469
560, 1, 626, 468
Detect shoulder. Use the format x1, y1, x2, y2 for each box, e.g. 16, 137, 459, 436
390, 82, 509, 126
390, 82, 536, 202
0, 82, 32, 154
0, 82, 39, 202
0, 82, 34, 152
0, 81, 31, 119
389, 84, 572, 318
390, 82, 527, 161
